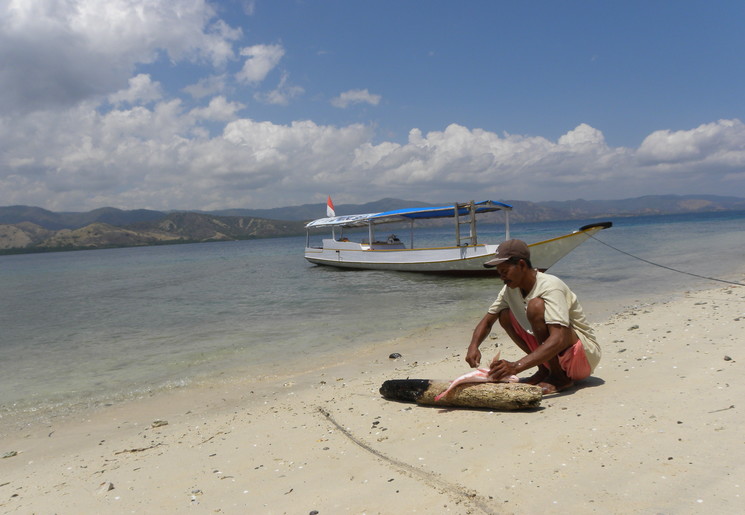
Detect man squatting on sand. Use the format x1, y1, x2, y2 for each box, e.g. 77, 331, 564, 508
465, 239, 602, 394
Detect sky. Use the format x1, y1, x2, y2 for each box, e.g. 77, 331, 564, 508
1, 0, 744, 212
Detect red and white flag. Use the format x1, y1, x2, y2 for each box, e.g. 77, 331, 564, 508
326, 195, 336, 217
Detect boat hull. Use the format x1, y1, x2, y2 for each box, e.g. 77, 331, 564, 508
305, 222, 611, 274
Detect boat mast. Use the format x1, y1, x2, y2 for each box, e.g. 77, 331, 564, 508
469, 202, 477, 245
454, 201, 477, 247
454, 202, 461, 246
505, 209, 510, 240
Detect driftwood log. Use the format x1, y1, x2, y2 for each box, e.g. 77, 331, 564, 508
379, 379, 542, 410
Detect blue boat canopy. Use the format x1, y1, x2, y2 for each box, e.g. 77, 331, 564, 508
305, 200, 512, 229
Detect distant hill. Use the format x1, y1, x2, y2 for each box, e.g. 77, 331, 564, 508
37, 222, 182, 249
2, 195, 744, 230
0, 212, 306, 253
190, 194, 745, 223
130, 212, 306, 241
536, 195, 745, 219
1, 194, 744, 254
0, 205, 165, 230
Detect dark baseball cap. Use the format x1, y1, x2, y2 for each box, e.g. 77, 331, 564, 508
483, 239, 530, 268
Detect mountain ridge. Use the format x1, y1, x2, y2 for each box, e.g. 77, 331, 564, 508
1, 194, 744, 254
3, 194, 745, 229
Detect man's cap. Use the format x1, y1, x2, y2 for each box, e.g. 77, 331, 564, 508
483, 239, 530, 268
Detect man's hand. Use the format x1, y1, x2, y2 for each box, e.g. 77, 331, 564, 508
489, 358, 520, 381
466, 312, 500, 367
465, 346, 481, 368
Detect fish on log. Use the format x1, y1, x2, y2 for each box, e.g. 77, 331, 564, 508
379, 379, 542, 410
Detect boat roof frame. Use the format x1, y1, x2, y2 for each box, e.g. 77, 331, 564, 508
305, 200, 512, 229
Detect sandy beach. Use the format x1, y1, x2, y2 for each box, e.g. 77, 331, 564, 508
2, 281, 744, 514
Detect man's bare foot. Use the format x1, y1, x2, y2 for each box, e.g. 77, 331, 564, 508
537, 380, 574, 394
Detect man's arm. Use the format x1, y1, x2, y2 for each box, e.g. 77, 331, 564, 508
465, 311, 500, 367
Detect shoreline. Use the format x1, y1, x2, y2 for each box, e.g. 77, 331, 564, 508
0, 272, 691, 435
0, 281, 663, 439
2, 279, 744, 513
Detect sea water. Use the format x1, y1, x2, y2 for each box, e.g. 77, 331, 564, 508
1, 211, 744, 429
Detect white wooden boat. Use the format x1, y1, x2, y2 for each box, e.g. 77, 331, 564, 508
304, 200, 611, 274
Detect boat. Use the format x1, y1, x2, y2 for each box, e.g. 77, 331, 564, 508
304, 200, 612, 274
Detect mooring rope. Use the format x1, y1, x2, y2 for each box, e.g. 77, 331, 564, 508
589, 234, 745, 287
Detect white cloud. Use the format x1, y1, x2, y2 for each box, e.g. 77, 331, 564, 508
0, 0, 240, 113
558, 123, 607, 148
331, 89, 382, 108
183, 75, 229, 99
254, 72, 304, 105
108, 74, 163, 106
236, 44, 285, 85
189, 96, 245, 122
0, 99, 374, 210
637, 119, 745, 166
2, 93, 744, 211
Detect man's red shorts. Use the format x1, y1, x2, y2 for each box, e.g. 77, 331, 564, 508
509, 311, 591, 380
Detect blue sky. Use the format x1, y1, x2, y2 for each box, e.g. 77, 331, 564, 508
1, 0, 744, 211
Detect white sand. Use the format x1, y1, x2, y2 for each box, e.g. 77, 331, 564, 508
2, 283, 744, 514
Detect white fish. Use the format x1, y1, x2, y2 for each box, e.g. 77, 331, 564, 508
434, 368, 519, 402
434, 351, 519, 402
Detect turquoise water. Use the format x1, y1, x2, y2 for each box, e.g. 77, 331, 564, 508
1, 211, 744, 427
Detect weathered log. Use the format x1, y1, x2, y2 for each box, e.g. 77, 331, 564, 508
379, 379, 542, 410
